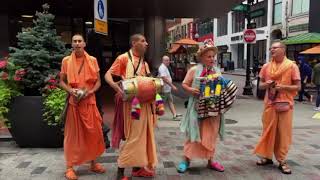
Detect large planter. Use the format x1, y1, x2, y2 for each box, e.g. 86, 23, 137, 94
8, 96, 63, 148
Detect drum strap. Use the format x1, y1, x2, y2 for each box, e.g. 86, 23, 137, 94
127, 51, 142, 76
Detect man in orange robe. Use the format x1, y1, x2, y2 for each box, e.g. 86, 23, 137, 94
253, 41, 301, 174
105, 34, 157, 180
60, 34, 106, 180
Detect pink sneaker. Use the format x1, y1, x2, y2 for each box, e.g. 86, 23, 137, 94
208, 161, 225, 172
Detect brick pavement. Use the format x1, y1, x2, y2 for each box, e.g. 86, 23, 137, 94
1, 74, 320, 179
1, 126, 320, 180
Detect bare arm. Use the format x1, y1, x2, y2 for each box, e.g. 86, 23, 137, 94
104, 70, 123, 94
59, 73, 76, 96
85, 73, 101, 97
182, 82, 199, 96
259, 78, 274, 90
275, 80, 301, 92
161, 76, 177, 91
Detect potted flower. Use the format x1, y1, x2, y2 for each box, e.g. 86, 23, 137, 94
0, 4, 70, 147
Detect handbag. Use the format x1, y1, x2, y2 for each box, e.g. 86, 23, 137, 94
273, 101, 290, 112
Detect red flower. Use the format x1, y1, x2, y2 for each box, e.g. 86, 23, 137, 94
49, 85, 57, 89
15, 69, 26, 76
14, 76, 22, 81
1, 72, 8, 80
48, 79, 57, 83
0, 60, 7, 69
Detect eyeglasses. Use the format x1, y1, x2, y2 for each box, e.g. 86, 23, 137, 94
269, 47, 284, 51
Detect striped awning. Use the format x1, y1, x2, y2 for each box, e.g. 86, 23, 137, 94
282, 33, 320, 45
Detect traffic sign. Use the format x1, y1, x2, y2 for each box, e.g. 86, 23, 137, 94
94, 0, 108, 35
249, 8, 265, 19
232, 4, 249, 12
243, 29, 256, 44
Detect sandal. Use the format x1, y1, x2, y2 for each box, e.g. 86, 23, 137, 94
90, 163, 106, 174
131, 167, 155, 177
256, 158, 273, 166
208, 161, 225, 172
278, 162, 292, 174
65, 168, 78, 180
177, 161, 189, 173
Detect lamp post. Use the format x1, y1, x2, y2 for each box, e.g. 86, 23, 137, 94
242, 0, 254, 95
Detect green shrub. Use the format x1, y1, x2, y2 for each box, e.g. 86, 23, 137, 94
43, 88, 67, 126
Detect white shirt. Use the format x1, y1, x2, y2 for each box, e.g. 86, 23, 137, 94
158, 63, 172, 93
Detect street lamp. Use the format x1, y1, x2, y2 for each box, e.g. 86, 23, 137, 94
242, 0, 254, 95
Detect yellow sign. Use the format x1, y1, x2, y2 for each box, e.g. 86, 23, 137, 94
95, 19, 108, 35
94, 0, 108, 35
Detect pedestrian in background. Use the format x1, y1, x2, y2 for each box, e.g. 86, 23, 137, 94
312, 60, 320, 111
158, 55, 182, 120
297, 56, 312, 102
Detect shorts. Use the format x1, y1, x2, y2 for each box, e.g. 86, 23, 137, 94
161, 92, 173, 103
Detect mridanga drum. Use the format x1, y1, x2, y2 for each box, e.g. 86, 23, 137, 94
121, 76, 164, 103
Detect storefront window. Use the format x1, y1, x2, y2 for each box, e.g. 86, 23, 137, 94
292, 0, 310, 15
252, 40, 267, 63
251, 0, 268, 28
198, 20, 213, 37
273, 0, 282, 25
217, 15, 228, 36
232, 12, 245, 33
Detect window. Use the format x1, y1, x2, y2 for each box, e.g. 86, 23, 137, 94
292, 0, 310, 15
273, 0, 282, 25
251, 0, 268, 28
232, 12, 245, 33
198, 19, 213, 37
217, 15, 228, 36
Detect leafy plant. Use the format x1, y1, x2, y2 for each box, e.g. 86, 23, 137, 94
0, 81, 21, 127
43, 88, 67, 126
0, 55, 23, 126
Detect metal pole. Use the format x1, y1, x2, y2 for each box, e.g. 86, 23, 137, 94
243, 1, 253, 95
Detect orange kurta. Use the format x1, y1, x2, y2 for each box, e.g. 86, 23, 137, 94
182, 66, 220, 160
61, 52, 105, 167
108, 52, 158, 168
253, 58, 300, 162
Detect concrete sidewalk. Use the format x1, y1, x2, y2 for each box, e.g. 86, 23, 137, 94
158, 94, 320, 129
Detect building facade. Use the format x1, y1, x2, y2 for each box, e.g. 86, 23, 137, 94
215, 0, 313, 70
166, 0, 314, 70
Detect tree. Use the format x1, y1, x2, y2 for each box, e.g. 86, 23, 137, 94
9, 3, 69, 95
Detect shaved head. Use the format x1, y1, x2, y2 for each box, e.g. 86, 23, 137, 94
130, 34, 145, 47
130, 33, 148, 56
162, 55, 170, 66
72, 34, 85, 41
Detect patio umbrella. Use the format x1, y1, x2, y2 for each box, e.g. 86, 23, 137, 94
172, 38, 199, 46
168, 44, 186, 54
300, 45, 320, 54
